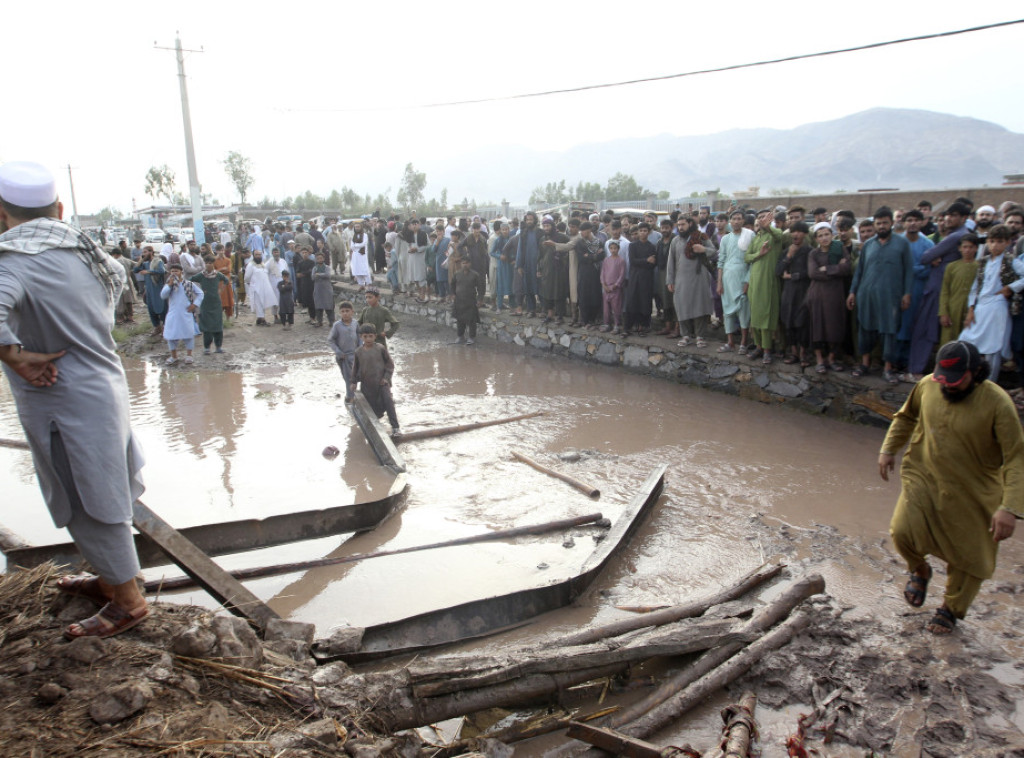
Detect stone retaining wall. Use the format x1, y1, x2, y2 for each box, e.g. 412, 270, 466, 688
336, 282, 908, 428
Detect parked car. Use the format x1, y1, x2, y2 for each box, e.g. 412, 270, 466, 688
144, 228, 168, 244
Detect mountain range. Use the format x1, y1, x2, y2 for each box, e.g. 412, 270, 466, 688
409, 108, 1024, 204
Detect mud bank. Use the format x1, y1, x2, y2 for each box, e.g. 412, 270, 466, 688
337, 282, 908, 429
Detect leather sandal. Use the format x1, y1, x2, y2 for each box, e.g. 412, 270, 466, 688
64, 601, 149, 640
56, 574, 110, 607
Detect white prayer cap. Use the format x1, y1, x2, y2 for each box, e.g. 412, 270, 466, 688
977, 205, 996, 214
812, 221, 832, 235
0, 161, 58, 208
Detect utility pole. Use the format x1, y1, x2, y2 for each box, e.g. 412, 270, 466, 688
66, 164, 80, 228
156, 33, 205, 245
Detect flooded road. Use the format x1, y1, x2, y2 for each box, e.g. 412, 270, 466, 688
3, 319, 1023, 755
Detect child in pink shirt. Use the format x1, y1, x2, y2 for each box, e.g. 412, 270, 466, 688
601, 241, 627, 333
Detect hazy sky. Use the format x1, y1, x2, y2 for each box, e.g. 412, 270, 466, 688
4, 1, 1022, 212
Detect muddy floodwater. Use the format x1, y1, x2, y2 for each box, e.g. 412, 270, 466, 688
3, 319, 1023, 755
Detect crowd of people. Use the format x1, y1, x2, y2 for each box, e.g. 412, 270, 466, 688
117, 198, 1024, 393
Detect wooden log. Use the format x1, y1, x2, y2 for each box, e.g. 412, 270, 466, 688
557, 561, 785, 647
566, 722, 685, 758
600, 574, 823, 733
0, 437, 30, 450
410, 618, 749, 697
851, 392, 896, 420
145, 511, 605, 592
511, 450, 600, 499
719, 691, 757, 758
624, 611, 810, 741
386, 663, 628, 732
394, 411, 544, 443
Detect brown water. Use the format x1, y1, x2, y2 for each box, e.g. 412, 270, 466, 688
3, 323, 1023, 755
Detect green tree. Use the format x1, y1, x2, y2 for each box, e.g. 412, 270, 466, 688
95, 205, 120, 225
222, 151, 255, 203
604, 173, 646, 202
439, 187, 448, 210
529, 180, 570, 206
575, 181, 604, 202
396, 163, 427, 211
657, 190, 671, 200
144, 165, 176, 203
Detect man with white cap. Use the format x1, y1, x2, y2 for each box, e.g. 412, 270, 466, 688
0, 161, 149, 639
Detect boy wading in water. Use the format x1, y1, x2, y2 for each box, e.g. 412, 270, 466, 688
450, 256, 483, 345
328, 300, 359, 402
353, 323, 401, 435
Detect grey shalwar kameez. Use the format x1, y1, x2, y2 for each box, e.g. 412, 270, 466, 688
0, 220, 144, 584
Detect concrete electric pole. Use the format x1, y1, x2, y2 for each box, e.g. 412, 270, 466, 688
156, 33, 205, 245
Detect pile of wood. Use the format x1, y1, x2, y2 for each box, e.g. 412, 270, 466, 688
373, 563, 825, 756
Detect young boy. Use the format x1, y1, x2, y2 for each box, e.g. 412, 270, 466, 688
353, 323, 400, 435
450, 256, 483, 345
358, 287, 400, 349
328, 301, 359, 402
959, 225, 1015, 382
312, 251, 335, 327
278, 270, 295, 330
937, 234, 980, 348
601, 240, 626, 333
385, 242, 400, 292
191, 254, 230, 354
160, 262, 203, 365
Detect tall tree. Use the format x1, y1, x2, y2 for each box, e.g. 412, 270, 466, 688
144, 165, 177, 203
222, 151, 255, 203
396, 163, 427, 211
604, 173, 647, 202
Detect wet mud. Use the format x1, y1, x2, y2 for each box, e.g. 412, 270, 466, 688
2, 312, 1023, 756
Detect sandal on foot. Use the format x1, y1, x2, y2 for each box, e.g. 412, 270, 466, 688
695, 337, 707, 348
829, 362, 845, 372
56, 574, 110, 606
737, 344, 748, 355
926, 606, 957, 635
783, 354, 799, 365
717, 343, 734, 353
816, 363, 827, 374
64, 601, 148, 640
851, 365, 869, 377
677, 336, 692, 347
903, 566, 931, 608
882, 369, 899, 385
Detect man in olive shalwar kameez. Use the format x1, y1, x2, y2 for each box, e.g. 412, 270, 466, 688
879, 340, 1024, 634
744, 208, 787, 364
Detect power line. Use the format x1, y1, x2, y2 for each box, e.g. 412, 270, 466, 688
278, 18, 1024, 114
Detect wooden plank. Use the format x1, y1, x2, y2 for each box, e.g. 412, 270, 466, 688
565, 721, 671, 758
131, 500, 280, 632
350, 393, 406, 473
4, 474, 409, 570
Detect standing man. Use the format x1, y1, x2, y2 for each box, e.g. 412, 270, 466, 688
905, 202, 971, 380
744, 207, 786, 364
880, 340, 1024, 634
0, 161, 148, 639
327, 221, 349, 277
847, 207, 914, 383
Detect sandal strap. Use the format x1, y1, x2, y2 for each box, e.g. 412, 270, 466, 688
930, 606, 957, 629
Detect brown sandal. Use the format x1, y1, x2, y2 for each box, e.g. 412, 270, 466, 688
56, 574, 110, 607
64, 602, 148, 640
